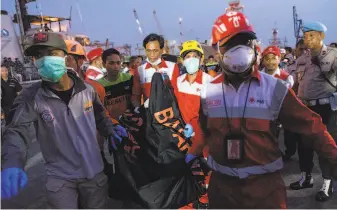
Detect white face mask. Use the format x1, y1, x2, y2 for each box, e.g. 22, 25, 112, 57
146, 58, 161, 66
222, 45, 255, 73
183, 57, 200, 74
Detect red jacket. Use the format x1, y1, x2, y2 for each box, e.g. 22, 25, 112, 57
174, 70, 213, 155
198, 71, 337, 178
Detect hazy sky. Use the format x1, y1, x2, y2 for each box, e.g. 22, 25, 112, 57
2, 0, 336, 52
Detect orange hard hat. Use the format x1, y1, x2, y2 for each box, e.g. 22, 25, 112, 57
211, 11, 256, 46
65, 40, 86, 57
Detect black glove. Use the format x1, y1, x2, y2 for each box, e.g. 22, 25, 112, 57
119, 109, 145, 132
123, 133, 140, 158
186, 154, 211, 181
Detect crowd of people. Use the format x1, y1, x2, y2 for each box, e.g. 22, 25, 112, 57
1, 10, 337, 209
1, 56, 39, 82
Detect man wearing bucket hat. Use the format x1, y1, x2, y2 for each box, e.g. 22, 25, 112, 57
290, 21, 337, 201
1, 32, 128, 208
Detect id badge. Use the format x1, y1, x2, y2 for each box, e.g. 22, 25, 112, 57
224, 132, 245, 162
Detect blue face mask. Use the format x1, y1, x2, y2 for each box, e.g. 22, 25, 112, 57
183, 57, 200, 74
35, 56, 67, 83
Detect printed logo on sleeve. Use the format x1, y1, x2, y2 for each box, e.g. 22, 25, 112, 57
207, 99, 221, 108
41, 110, 54, 122
84, 100, 93, 112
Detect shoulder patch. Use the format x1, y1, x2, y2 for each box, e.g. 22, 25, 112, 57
41, 110, 54, 122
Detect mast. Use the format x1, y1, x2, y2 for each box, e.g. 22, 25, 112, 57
293, 6, 303, 42
153, 10, 164, 36
133, 9, 145, 39
17, 0, 31, 34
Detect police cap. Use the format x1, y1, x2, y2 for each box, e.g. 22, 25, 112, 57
302, 21, 327, 33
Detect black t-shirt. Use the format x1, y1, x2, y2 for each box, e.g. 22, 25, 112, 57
49, 81, 75, 105
1, 77, 22, 113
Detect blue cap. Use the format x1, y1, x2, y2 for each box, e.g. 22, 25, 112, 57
302, 21, 327, 33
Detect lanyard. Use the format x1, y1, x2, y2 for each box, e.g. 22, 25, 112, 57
221, 78, 252, 133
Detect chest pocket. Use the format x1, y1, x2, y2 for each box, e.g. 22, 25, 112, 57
297, 65, 306, 81
320, 60, 333, 73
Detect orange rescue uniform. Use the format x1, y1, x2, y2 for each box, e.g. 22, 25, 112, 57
175, 70, 213, 208
198, 70, 337, 209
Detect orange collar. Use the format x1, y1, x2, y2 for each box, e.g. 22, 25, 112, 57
182, 70, 203, 84
145, 58, 168, 70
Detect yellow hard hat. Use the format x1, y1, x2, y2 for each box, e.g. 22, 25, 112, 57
65, 40, 86, 57
180, 40, 204, 59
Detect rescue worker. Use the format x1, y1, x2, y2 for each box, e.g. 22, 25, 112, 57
290, 21, 337, 201
85, 47, 107, 81
87, 48, 141, 120
175, 40, 213, 209
262, 45, 294, 88
0, 32, 128, 208
205, 55, 219, 77
133, 33, 180, 107
65, 40, 87, 80
184, 12, 337, 209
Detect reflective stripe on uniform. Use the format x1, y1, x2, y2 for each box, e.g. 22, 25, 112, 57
207, 106, 274, 120
205, 76, 288, 121
207, 155, 283, 179
269, 79, 289, 119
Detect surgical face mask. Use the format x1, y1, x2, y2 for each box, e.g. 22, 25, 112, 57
183, 57, 200, 74
146, 58, 161, 66
35, 56, 67, 83
222, 45, 255, 73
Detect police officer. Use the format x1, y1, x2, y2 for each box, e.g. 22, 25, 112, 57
1, 65, 22, 121
1, 32, 128, 208
290, 21, 337, 201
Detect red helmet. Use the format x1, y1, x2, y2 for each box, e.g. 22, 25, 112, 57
262, 45, 281, 57
211, 11, 256, 46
